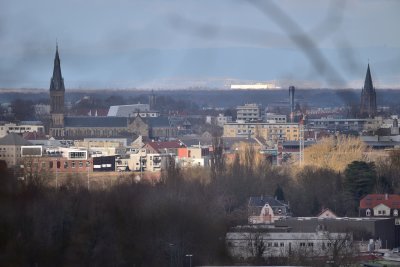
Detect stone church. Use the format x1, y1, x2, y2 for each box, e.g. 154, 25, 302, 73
49, 46, 176, 140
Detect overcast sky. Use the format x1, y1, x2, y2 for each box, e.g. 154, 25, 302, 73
0, 0, 399, 89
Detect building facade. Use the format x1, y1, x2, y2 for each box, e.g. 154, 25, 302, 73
0, 122, 45, 138
223, 122, 299, 142
360, 194, 400, 218
237, 103, 262, 122
0, 133, 32, 167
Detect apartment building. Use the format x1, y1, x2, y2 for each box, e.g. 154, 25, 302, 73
223, 122, 299, 142
236, 103, 261, 122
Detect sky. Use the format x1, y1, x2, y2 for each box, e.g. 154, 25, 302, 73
0, 0, 399, 89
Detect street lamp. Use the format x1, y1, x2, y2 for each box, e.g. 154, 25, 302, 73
185, 254, 193, 267
87, 160, 90, 191
168, 243, 175, 267
56, 159, 59, 189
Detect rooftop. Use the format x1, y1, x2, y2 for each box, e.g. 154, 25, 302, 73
64, 116, 127, 128
0, 133, 32, 146
360, 194, 400, 209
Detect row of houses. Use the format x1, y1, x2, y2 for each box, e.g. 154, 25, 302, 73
1, 132, 262, 175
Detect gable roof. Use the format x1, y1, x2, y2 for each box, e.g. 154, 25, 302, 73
316, 208, 337, 218
248, 195, 288, 208
360, 194, 400, 209
64, 116, 127, 128
146, 140, 186, 153
0, 133, 32, 146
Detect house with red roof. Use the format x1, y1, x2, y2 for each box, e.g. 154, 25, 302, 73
359, 194, 400, 217
143, 140, 185, 155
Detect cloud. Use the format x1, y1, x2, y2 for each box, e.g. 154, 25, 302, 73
0, 0, 399, 88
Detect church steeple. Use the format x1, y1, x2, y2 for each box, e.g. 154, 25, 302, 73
363, 64, 374, 93
360, 63, 377, 118
49, 44, 65, 137
50, 43, 65, 91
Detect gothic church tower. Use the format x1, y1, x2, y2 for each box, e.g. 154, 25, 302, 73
360, 64, 377, 118
49, 44, 65, 137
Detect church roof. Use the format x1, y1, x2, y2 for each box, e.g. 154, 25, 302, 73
363, 64, 374, 92
146, 117, 171, 128
50, 44, 65, 91
0, 133, 32, 146
107, 104, 150, 117
64, 117, 128, 128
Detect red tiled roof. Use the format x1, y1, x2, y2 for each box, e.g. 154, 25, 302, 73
360, 194, 400, 209
146, 141, 186, 152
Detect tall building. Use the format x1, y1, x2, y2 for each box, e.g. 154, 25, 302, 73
49, 44, 65, 137
360, 64, 377, 118
289, 86, 295, 122
149, 90, 156, 110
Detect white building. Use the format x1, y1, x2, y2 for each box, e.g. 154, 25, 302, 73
265, 113, 287, 123
206, 114, 233, 127
237, 104, 262, 122
0, 122, 45, 138
226, 225, 351, 259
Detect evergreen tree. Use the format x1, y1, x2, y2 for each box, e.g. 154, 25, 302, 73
274, 184, 285, 201
344, 161, 376, 201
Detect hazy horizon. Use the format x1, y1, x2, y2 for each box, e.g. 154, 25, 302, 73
1, 0, 399, 89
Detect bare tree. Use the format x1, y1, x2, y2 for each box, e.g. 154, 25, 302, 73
304, 135, 368, 172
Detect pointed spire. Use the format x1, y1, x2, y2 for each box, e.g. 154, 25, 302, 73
363, 63, 374, 92
50, 43, 65, 91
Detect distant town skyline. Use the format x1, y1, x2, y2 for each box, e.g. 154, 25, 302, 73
0, 0, 399, 89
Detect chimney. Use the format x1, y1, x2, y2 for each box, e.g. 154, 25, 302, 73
385, 193, 388, 200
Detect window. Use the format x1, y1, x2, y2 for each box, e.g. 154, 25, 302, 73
267, 242, 272, 247
280, 242, 284, 247
394, 209, 399, 216
274, 242, 278, 247
79, 161, 83, 168
69, 151, 86, 159
49, 161, 53, 169
71, 161, 75, 168
86, 161, 90, 167
308, 242, 313, 247
64, 162, 68, 169
300, 242, 306, 247
366, 209, 371, 216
